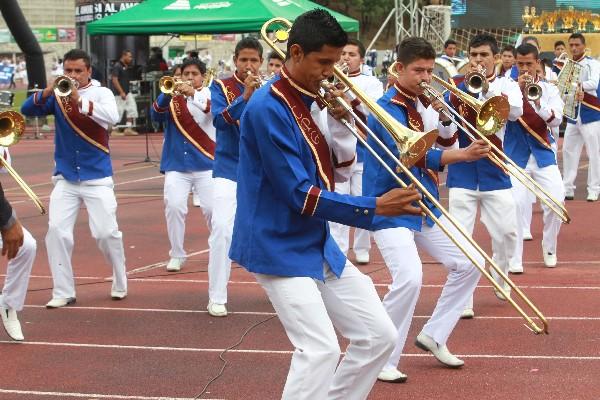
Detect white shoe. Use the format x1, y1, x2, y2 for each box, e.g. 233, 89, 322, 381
587, 192, 598, 202
45, 297, 76, 308
460, 308, 474, 319
415, 332, 464, 368
166, 257, 185, 272
192, 193, 201, 207
207, 301, 228, 317
509, 265, 524, 274
523, 230, 533, 241
354, 250, 370, 265
111, 290, 127, 300
377, 367, 408, 383
542, 245, 557, 268
1, 307, 24, 341
490, 268, 510, 301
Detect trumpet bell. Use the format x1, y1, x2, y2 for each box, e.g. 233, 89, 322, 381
0, 111, 25, 147
526, 83, 542, 102
159, 76, 176, 95
53, 76, 74, 97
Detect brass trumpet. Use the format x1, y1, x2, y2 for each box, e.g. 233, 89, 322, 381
53, 75, 78, 97
523, 74, 542, 102
464, 66, 489, 94
261, 17, 548, 334
158, 76, 190, 95
424, 78, 569, 224
0, 111, 46, 214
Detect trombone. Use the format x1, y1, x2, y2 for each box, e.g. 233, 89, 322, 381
0, 111, 46, 214
428, 75, 570, 224
261, 17, 548, 334
260, 18, 437, 168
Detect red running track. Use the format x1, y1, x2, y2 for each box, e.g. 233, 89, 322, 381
0, 134, 598, 400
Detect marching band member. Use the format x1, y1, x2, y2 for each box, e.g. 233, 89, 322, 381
151, 59, 216, 273
440, 39, 459, 66
364, 37, 487, 383
0, 147, 36, 341
230, 10, 424, 400
267, 51, 284, 76
562, 33, 600, 202
498, 45, 517, 78
208, 37, 263, 317
443, 34, 523, 317
552, 40, 566, 76
21, 49, 126, 308
329, 38, 383, 264
504, 43, 565, 270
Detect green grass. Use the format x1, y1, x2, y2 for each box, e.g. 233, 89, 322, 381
9, 89, 54, 124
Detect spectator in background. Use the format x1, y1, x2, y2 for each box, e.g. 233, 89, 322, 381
187, 50, 199, 60
147, 47, 168, 73
266, 51, 283, 76
110, 50, 138, 136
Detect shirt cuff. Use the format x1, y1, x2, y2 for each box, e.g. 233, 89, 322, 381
79, 98, 94, 116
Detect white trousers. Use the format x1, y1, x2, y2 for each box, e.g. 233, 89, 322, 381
374, 216, 482, 370
46, 177, 127, 299
207, 177, 236, 304
562, 120, 600, 195
329, 163, 371, 255
449, 188, 517, 309
115, 93, 138, 120
1, 228, 36, 311
164, 170, 213, 259
254, 263, 397, 400
510, 156, 564, 266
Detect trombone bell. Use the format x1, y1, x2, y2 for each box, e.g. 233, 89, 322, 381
0, 111, 24, 147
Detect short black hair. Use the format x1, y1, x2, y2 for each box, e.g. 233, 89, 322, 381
501, 44, 516, 56
181, 58, 206, 75
187, 51, 199, 59
516, 43, 539, 60
234, 37, 263, 58
444, 39, 457, 48
346, 38, 366, 58
554, 40, 566, 48
397, 37, 436, 65
287, 9, 347, 59
268, 51, 284, 62
121, 50, 132, 56
469, 34, 499, 55
522, 36, 540, 48
63, 49, 91, 68
569, 33, 586, 44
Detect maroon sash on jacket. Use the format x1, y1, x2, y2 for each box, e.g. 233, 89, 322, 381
390, 84, 439, 185
270, 68, 335, 191
518, 96, 551, 146
582, 92, 600, 112
169, 95, 215, 159
55, 95, 109, 153
214, 75, 243, 105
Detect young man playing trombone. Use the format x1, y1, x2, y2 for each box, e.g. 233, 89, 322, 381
443, 34, 523, 317
21, 49, 126, 307
329, 38, 384, 265
364, 37, 488, 383
231, 10, 425, 400
504, 44, 565, 270
151, 58, 216, 273
207, 38, 263, 317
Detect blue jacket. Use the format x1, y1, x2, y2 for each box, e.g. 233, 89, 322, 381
21, 89, 114, 182
151, 93, 213, 173
445, 78, 513, 191
363, 86, 443, 231
210, 76, 246, 181
230, 75, 375, 280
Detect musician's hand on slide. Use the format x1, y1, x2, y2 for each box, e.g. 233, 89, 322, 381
376, 184, 422, 216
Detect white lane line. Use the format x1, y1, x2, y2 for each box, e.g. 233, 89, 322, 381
0, 388, 221, 400
20, 305, 600, 321
125, 248, 210, 275
3, 341, 600, 361
20, 275, 600, 290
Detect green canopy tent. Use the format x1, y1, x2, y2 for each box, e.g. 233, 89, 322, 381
86, 0, 359, 35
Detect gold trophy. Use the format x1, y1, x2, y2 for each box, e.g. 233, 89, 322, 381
522, 6, 532, 30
